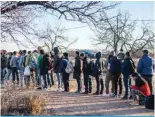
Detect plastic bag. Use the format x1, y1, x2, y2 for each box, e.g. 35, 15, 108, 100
24, 66, 30, 76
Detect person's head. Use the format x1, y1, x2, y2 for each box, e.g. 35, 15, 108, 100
28, 51, 31, 55
80, 53, 85, 60
143, 49, 149, 55
19, 50, 22, 55
75, 51, 79, 57
23, 50, 26, 55
125, 52, 130, 59
96, 52, 101, 59
63, 52, 68, 59
13, 51, 16, 56
40, 49, 44, 55
108, 55, 113, 60
131, 72, 141, 81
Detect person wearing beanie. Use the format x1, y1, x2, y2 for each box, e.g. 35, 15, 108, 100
130, 72, 151, 106
121, 52, 136, 100
74, 51, 83, 93
137, 49, 153, 93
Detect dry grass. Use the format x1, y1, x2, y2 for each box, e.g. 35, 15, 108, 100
1, 88, 47, 116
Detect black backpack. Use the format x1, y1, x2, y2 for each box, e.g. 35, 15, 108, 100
145, 95, 154, 110
92, 60, 102, 77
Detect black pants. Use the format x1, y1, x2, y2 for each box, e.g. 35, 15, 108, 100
12, 67, 19, 83
75, 72, 81, 92
62, 72, 69, 92
95, 75, 104, 94
84, 73, 92, 93
142, 75, 153, 94
112, 72, 121, 95
118, 76, 123, 95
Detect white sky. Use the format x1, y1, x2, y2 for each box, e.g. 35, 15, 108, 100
1, 1, 154, 51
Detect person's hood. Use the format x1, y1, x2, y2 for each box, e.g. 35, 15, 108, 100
142, 54, 149, 58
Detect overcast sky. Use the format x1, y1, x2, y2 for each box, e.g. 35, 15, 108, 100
1, 1, 154, 51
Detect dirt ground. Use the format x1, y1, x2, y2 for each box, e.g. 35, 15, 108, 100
1, 74, 154, 116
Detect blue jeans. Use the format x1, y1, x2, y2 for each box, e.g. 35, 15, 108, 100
123, 75, 131, 97
6, 68, 12, 80
37, 68, 41, 87
1, 68, 6, 84
43, 74, 52, 88
56, 73, 62, 88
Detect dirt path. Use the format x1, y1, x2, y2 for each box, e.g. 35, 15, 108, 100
42, 90, 154, 116
1, 74, 154, 116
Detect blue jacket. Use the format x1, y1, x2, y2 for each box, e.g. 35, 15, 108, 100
137, 54, 153, 76
122, 58, 135, 76
59, 58, 68, 73
110, 57, 121, 74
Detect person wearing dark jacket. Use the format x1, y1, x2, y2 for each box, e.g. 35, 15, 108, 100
6, 52, 13, 83
80, 54, 92, 94
74, 51, 82, 93
53, 48, 63, 91
122, 52, 135, 100
41, 53, 49, 89
130, 72, 151, 106
10, 51, 19, 84
60, 52, 70, 92
93, 52, 104, 95
137, 50, 153, 93
110, 56, 122, 97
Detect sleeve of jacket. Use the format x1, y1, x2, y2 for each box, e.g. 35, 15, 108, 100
137, 59, 143, 74
25, 56, 29, 67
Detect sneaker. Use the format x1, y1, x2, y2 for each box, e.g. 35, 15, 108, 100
129, 96, 133, 100
93, 92, 100, 95
117, 94, 122, 97
110, 93, 117, 98
75, 90, 81, 93
130, 101, 139, 106
37, 87, 42, 90
59, 88, 64, 92
82, 91, 89, 94
121, 96, 128, 100
102, 93, 110, 97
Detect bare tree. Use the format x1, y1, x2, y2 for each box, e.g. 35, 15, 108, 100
35, 23, 78, 52
93, 12, 154, 54
1, 1, 120, 49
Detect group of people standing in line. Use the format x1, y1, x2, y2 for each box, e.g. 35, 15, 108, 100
0, 47, 154, 106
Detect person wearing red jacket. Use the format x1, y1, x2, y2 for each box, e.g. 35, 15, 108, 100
130, 72, 151, 105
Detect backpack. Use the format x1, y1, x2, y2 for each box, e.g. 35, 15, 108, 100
64, 59, 74, 74
92, 60, 102, 77
29, 58, 36, 70
145, 95, 154, 110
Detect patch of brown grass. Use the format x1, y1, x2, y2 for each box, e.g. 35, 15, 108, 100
1, 89, 47, 116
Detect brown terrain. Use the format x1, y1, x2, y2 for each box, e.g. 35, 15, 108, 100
1, 74, 154, 116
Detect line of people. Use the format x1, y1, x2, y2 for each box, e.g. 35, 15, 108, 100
0, 48, 154, 106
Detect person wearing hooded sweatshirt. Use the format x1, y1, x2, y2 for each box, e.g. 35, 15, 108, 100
121, 52, 135, 100
130, 72, 151, 106
110, 56, 122, 97
137, 50, 153, 94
